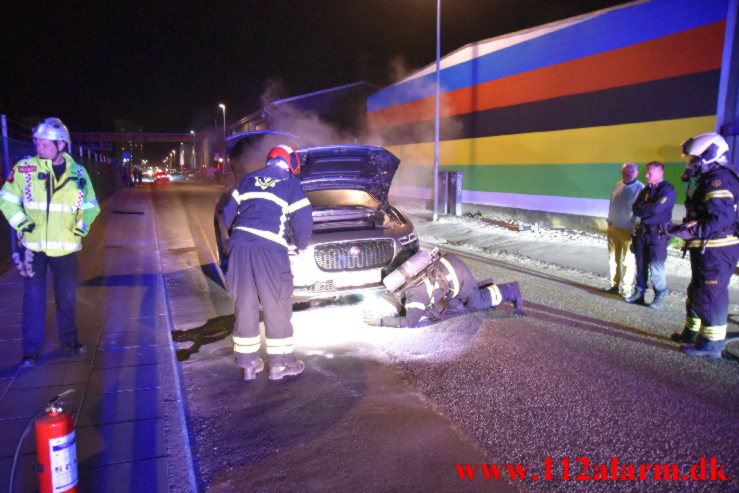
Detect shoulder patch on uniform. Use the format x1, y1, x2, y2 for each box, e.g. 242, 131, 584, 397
6, 169, 13, 183
711, 179, 721, 188
254, 177, 281, 190
18, 165, 37, 173
660, 196, 667, 204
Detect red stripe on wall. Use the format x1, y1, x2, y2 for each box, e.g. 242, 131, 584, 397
368, 21, 725, 130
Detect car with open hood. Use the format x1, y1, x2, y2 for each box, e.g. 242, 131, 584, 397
214, 139, 418, 302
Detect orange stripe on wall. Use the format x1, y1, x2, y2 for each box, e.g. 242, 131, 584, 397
368, 21, 725, 130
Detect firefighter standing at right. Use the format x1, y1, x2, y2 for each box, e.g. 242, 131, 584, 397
670, 133, 739, 358
624, 161, 676, 309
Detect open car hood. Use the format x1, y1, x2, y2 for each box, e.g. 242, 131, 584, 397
296, 145, 400, 204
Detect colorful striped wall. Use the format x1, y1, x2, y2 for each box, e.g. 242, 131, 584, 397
368, 0, 729, 219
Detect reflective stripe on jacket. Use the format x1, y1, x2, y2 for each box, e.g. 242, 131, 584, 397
0, 153, 100, 256
221, 165, 312, 250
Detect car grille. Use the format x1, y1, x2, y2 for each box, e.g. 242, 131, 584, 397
314, 239, 395, 272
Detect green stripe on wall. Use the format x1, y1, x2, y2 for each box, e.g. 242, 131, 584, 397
393, 163, 687, 200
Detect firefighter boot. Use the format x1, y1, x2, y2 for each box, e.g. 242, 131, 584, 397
681, 338, 726, 358
624, 288, 646, 305
671, 327, 698, 344
649, 290, 667, 310
500, 282, 526, 317
242, 358, 265, 381
269, 357, 305, 381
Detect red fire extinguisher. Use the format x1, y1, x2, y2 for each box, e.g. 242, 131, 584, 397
35, 392, 79, 493
8, 389, 78, 493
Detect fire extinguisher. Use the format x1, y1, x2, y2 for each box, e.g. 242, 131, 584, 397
8, 389, 78, 493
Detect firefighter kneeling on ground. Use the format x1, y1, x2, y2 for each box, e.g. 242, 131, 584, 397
670, 132, 739, 358
364, 248, 525, 328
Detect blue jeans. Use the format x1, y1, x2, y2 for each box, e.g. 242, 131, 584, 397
22, 251, 79, 355
632, 234, 668, 293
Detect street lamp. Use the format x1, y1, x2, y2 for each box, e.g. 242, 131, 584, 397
190, 130, 196, 169
432, 0, 441, 221
218, 103, 226, 140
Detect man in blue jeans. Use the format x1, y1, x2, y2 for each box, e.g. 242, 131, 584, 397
625, 161, 676, 309
0, 118, 100, 366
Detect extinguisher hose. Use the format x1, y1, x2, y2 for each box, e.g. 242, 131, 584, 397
8, 389, 75, 493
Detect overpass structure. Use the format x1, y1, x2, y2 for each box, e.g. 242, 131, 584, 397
71, 132, 210, 168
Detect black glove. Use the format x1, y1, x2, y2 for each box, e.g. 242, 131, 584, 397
21, 223, 35, 234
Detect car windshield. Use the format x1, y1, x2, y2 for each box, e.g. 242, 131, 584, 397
305, 189, 379, 210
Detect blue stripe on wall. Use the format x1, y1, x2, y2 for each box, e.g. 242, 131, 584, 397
368, 0, 728, 111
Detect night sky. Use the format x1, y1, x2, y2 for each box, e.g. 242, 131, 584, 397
3, 0, 626, 134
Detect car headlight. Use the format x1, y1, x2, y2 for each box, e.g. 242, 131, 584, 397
399, 232, 417, 245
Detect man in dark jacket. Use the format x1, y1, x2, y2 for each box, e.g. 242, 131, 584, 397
221, 142, 312, 380
671, 133, 739, 358
365, 252, 524, 328
625, 161, 676, 308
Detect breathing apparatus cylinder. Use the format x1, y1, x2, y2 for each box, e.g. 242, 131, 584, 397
383, 247, 440, 292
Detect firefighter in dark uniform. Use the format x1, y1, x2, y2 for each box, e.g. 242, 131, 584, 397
670, 133, 739, 358
624, 161, 676, 309
222, 142, 312, 380
365, 252, 524, 328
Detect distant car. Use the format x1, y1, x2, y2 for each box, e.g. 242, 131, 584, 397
154, 172, 171, 183
214, 140, 419, 302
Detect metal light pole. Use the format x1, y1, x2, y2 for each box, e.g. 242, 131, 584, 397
218, 103, 227, 140
432, 0, 441, 221
190, 130, 196, 168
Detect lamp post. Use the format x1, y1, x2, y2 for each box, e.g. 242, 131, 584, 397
190, 130, 196, 169
432, 0, 441, 221
218, 103, 227, 140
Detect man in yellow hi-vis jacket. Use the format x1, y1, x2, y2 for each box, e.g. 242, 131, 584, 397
0, 117, 100, 366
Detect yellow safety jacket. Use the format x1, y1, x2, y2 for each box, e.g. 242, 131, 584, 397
0, 153, 100, 256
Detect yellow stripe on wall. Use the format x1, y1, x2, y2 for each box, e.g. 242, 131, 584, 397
387, 116, 715, 166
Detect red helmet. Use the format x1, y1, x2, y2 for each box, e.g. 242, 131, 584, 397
266, 145, 301, 174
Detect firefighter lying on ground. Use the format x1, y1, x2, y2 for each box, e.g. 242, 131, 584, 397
364, 248, 525, 328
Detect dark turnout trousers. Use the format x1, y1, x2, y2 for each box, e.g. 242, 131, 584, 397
226, 241, 295, 367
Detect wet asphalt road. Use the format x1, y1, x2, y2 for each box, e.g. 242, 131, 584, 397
153, 182, 739, 492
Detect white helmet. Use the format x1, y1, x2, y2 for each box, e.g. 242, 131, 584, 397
33, 117, 71, 151
682, 132, 729, 165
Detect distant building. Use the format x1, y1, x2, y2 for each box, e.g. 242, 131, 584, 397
231, 81, 379, 146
